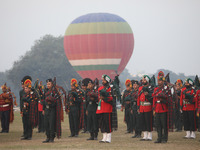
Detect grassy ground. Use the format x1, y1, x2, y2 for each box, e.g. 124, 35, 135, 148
0, 111, 200, 150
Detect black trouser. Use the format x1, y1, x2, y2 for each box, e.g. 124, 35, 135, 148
98, 113, 112, 133
69, 106, 79, 136
125, 108, 133, 132
133, 110, 141, 135
83, 104, 87, 131
155, 112, 168, 142
140, 111, 153, 132
22, 114, 26, 136
44, 108, 56, 140
38, 111, 45, 132
175, 108, 183, 130
23, 113, 32, 138
87, 110, 98, 135
1, 110, 10, 132
183, 110, 196, 131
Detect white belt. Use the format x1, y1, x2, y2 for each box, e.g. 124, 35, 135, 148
0, 104, 9, 107
140, 102, 151, 106
157, 100, 161, 103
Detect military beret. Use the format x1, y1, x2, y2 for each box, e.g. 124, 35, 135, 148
143, 75, 151, 83
46, 78, 53, 83
185, 78, 194, 85
131, 80, 139, 85
102, 74, 111, 83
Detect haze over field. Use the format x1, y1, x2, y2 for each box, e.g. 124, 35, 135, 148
0, 0, 200, 76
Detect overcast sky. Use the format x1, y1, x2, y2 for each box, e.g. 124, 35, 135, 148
0, 0, 200, 76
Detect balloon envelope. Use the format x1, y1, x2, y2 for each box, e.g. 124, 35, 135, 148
64, 13, 134, 80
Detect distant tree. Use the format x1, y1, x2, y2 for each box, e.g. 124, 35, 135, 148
7, 35, 81, 91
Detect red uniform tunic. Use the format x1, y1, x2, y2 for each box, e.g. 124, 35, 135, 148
137, 86, 152, 113
38, 103, 43, 112
180, 87, 196, 111
96, 86, 113, 114
153, 86, 168, 113
196, 89, 200, 113
0, 93, 11, 112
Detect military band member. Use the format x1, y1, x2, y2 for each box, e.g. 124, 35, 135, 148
137, 75, 153, 141
110, 75, 120, 131
153, 71, 170, 143
86, 79, 98, 140
65, 79, 81, 137
0, 83, 13, 133
19, 77, 27, 137
43, 78, 62, 143
37, 81, 45, 133
81, 78, 89, 133
97, 74, 113, 143
175, 79, 183, 132
131, 80, 142, 138
121, 79, 133, 134
196, 86, 200, 139
180, 78, 197, 139
21, 78, 38, 140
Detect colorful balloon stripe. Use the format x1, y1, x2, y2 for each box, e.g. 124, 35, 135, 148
66, 52, 123, 60
69, 58, 121, 66
73, 64, 119, 71
64, 34, 133, 59
71, 13, 126, 24
65, 22, 132, 35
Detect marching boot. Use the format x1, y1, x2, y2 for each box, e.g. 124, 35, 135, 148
147, 132, 152, 141
87, 132, 94, 140
190, 131, 196, 139
106, 133, 111, 143
131, 134, 138, 138
49, 138, 54, 143
184, 131, 190, 139
140, 131, 147, 141
42, 138, 50, 143
99, 133, 107, 143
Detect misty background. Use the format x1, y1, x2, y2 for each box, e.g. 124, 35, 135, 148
0, 0, 200, 103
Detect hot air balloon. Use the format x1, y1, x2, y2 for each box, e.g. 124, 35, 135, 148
64, 13, 134, 80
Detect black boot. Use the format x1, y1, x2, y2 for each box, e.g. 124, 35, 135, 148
49, 138, 54, 143
132, 134, 138, 138
42, 138, 50, 143
87, 133, 94, 140
154, 139, 161, 143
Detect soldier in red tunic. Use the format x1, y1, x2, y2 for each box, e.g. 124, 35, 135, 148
137, 75, 154, 141
180, 78, 197, 139
0, 83, 13, 133
97, 74, 113, 143
196, 85, 200, 139
153, 71, 171, 143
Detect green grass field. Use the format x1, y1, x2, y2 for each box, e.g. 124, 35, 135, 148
0, 111, 200, 150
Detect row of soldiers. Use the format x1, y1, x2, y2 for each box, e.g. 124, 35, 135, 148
121, 71, 200, 143
1, 71, 200, 144
17, 74, 119, 143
